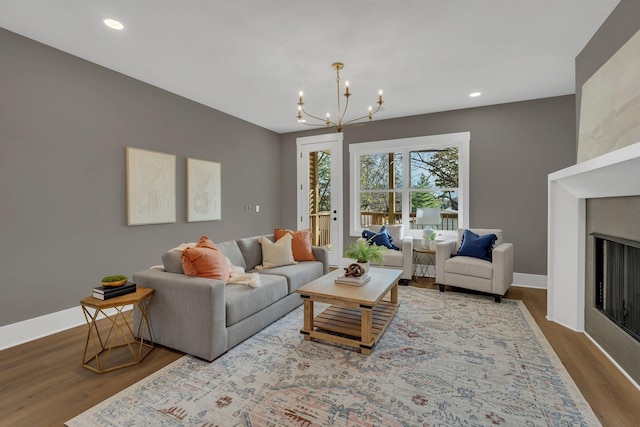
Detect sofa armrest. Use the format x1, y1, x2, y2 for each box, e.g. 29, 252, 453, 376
435, 239, 457, 284
491, 243, 514, 296
133, 269, 228, 361
311, 246, 329, 274
400, 236, 414, 281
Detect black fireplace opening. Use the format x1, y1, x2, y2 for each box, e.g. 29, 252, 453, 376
594, 233, 640, 343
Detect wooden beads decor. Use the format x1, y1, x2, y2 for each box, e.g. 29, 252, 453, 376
344, 263, 365, 277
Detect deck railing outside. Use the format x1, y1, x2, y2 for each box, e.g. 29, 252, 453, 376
309, 211, 459, 247
359, 211, 458, 231
309, 213, 332, 248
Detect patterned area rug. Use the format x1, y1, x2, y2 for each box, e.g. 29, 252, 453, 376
67, 287, 600, 426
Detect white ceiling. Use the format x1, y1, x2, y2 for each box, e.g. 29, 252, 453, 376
0, 1, 620, 134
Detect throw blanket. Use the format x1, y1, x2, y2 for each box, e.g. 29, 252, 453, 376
226, 257, 261, 288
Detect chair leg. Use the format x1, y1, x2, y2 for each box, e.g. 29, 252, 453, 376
438, 284, 445, 293
494, 295, 502, 303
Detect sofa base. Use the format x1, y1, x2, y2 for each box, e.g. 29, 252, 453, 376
226, 292, 302, 353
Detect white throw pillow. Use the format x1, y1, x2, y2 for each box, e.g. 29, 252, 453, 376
256, 234, 296, 269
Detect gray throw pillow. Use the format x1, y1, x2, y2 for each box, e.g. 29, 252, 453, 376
162, 250, 184, 274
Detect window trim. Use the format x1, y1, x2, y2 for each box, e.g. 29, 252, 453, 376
349, 132, 470, 236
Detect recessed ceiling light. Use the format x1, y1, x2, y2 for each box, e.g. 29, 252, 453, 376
469, 92, 482, 98
103, 18, 124, 30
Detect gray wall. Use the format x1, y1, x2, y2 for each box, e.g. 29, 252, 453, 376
586, 197, 640, 384
577, 0, 640, 385
0, 28, 281, 326
575, 0, 640, 152
280, 96, 576, 276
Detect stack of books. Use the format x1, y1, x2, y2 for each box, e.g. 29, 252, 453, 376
92, 282, 137, 300
335, 272, 371, 286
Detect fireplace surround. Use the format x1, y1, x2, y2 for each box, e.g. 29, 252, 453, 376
548, 141, 640, 384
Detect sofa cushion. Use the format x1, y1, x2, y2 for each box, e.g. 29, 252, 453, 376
237, 235, 273, 270
444, 256, 493, 280
274, 228, 317, 261
162, 250, 184, 274
379, 249, 403, 268
161, 242, 197, 274
216, 240, 247, 270
257, 234, 296, 269
257, 261, 324, 293
225, 274, 288, 326
456, 229, 497, 261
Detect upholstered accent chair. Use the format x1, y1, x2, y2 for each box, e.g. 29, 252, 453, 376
365, 224, 413, 285
435, 228, 513, 302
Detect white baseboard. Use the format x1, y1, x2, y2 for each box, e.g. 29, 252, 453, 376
0, 305, 132, 351
513, 273, 547, 289
585, 332, 640, 392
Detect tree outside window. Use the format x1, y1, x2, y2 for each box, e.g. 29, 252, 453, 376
349, 133, 469, 236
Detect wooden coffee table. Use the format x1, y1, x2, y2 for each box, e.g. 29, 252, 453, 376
296, 267, 401, 354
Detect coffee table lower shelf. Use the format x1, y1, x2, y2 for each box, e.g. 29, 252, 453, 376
300, 300, 397, 354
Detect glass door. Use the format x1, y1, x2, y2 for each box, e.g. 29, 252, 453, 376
297, 134, 343, 267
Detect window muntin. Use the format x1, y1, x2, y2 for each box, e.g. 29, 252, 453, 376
349, 133, 469, 236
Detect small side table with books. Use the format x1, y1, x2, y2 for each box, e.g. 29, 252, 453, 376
80, 286, 154, 373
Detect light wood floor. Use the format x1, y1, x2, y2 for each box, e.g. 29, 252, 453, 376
1, 283, 639, 426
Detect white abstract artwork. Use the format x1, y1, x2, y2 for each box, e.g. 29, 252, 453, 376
578, 28, 640, 163
187, 158, 221, 222
126, 147, 176, 225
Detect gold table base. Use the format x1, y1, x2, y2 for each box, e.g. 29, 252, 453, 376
80, 288, 154, 374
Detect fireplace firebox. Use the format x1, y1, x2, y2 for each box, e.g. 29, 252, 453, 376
593, 233, 640, 343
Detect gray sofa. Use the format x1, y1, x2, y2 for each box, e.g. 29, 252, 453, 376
133, 234, 328, 361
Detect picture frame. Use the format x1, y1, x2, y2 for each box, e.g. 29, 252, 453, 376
126, 147, 176, 226
186, 157, 221, 222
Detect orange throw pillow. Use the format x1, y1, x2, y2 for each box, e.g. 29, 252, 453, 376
181, 236, 230, 280
195, 235, 217, 250
274, 228, 316, 261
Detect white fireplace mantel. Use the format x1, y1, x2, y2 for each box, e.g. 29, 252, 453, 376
547, 141, 640, 331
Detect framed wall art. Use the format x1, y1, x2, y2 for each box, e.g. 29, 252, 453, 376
126, 147, 176, 225
186, 157, 221, 222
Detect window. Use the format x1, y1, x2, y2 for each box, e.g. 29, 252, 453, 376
349, 132, 469, 236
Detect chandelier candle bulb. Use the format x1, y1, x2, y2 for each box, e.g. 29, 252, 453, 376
295, 62, 385, 132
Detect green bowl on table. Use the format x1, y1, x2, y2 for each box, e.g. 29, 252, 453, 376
101, 275, 128, 287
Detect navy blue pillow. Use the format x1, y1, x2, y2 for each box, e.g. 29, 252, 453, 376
361, 226, 399, 250
456, 229, 497, 261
